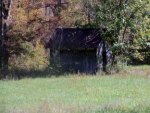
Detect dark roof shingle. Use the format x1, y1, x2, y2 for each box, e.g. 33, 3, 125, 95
49, 28, 102, 50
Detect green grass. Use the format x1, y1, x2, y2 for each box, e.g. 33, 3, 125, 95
0, 66, 150, 113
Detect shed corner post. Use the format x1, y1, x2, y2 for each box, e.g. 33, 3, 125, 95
102, 40, 107, 72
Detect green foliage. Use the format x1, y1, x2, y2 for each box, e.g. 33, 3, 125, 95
94, 0, 150, 66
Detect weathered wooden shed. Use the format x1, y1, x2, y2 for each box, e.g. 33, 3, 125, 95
48, 28, 110, 74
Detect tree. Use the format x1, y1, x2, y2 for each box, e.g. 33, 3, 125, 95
0, 0, 12, 77
1, 0, 67, 78
88, 0, 150, 71
59, 0, 97, 27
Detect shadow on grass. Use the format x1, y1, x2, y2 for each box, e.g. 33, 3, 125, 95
7, 67, 70, 79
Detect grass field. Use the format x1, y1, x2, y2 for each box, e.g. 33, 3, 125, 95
0, 66, 150, 113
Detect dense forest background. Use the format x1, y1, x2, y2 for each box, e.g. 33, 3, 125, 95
0, 0, 150, 78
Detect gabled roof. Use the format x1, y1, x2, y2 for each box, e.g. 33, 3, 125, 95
49, 28, 102, 51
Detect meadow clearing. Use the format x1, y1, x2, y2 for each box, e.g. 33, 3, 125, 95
0, 66, 150, 113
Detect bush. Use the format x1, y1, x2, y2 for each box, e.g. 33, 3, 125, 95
9, 40, 49, 73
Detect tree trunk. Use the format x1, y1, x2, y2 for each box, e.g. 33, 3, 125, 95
0, 0, 12, 78
0, 0, 3, 70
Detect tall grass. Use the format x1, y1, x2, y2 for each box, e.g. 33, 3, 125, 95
0, 66, 150, 113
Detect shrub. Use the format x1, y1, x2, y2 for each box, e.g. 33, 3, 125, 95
9, 40, 49, 72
